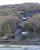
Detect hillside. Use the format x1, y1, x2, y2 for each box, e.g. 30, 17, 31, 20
0, 3, 40, 16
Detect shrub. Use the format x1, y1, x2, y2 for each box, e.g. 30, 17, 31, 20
1, 19, 17, 36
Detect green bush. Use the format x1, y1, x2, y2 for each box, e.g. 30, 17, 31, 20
0, 19, 17, 36
24, 23, 33, 32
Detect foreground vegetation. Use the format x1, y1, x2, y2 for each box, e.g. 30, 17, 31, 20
0, 19, 18, 37
24, 14, 40, 33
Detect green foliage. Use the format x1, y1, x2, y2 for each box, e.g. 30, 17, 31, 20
35, 27, 40, 33
24, 23, 33, 32
24, 14, 40, 33
0, 19, 17, 36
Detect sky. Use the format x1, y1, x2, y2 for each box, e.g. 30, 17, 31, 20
0, 0, 40, 5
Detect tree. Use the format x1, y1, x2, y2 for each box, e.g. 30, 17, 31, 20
1, 19, 18, 36
24, 23, 33, 32
24, 14, 40, 33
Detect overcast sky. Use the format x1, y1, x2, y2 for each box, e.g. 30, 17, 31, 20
0, 0, 40, 5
